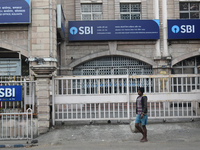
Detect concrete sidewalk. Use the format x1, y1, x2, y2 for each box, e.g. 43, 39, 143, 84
1, 119, 200, 149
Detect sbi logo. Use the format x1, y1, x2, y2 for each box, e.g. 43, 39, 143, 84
171, 25, 195, 34
70, 26, 93, 35
0, 88, 15, 98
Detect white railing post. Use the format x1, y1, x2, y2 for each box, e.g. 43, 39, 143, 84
127, 75, 130, 120
52, 76, 55, 126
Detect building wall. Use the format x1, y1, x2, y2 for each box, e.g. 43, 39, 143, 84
60, 0, 200, 75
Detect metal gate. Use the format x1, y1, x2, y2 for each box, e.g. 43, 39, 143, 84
0, 77, 36, 140
52, 75, 200, 125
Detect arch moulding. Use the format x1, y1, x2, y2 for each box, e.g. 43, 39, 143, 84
172, 51, 200, 66
69, 50, 157, 69
0, 40, 28, 57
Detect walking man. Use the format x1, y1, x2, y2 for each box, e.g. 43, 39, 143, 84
135, 87, 148, 142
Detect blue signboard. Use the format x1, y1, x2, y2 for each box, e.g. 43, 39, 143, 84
69, 20, 160, 41
168, 19, 200, 39
0, 0, 31, 24
0, 86, 22, 101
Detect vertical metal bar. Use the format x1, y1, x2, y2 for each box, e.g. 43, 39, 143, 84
158, 78, 161, 93
108, 79, 110, 93
118, 103, 120, 118
85, 104, 87, 119
61, 80, 64, 95
182, 102, 184, 116
62, 104, 64, 120
190, 77, 192, 91
181, 77, 183, 92
176, 77, 178, 93
186, 77, 188, 93
168, 102, 170, 117
85, 79, 87, 94
81, 104, 83, 119
14, 114, 16, 138
117, 79, 119, 94
154, 102, 156, 117
26, 111, 28, 139
122, 79, 124, 94
10, 114, 11, 139
122, 103, 124, 118
52, 76, 55, 126
172, 77, 174, 92
191, 102, 193, 117
127, 75, 130, 119
90, 79, 91, 94
22, 113, 24, 138
95, 104, 96, 119
76, 79, 78, 95
173, 102, 175, 117
76, 104, 78, 119
150, 102, 152, 117
159, 102, 161, 117
104, 103, 105, 118
177, 102, 179, 117
103, 79, 105, 94
196, 101, 198, 117
6, 114, 7, 139
71, 104, 73, 119
136, 78, 138, 93
71, 79, 73, 95
113, 103, 115, 118
31, 109, 33, 139
66, 80, 68, 95
163, 102, 166, 118
2, 114, 3, 138
24, 82, 27, 112
163, 78, 165, 92
18, 113, 20, 139
57, 105, 59, 120
149, 78, 151, 93
195, 77, 197, 90
90, 104, 92, 119
144, 78, 147, 93
153, 78, 155, 93
108, 103, 110, 119
187, 102, 189, 116
99, 103, 101, 119
66, 104, 68, 119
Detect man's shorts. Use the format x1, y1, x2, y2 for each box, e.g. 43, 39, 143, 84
135, 114, 148, 126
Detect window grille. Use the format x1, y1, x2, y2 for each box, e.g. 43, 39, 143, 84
73, 56, 153, 75
81, 4, 102, 20
180, 2, 200, 19
172, 56, 200, 74
120, 3, 141, 20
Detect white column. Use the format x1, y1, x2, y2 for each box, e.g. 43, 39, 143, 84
154, 0, 161, 58
162, 0, 169, 57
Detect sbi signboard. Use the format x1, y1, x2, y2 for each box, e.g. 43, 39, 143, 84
0, 0, 31, 24
69, 20, 160, 41
0, 86, 22, 101
168, 20, 200, 39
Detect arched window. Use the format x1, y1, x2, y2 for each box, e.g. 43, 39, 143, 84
73, 56, 152, 75
172, 56, 200, 74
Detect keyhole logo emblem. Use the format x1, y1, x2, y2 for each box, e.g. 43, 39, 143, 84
171, 25, 180, 33
70, 27, 78, 35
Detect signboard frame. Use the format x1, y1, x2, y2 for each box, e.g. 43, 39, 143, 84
68, 20, 160, 41
0, 85, 22, 102
0, 0, 31, 24
168, 19, 200, 40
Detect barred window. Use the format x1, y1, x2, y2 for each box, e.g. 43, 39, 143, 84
73, 56, 152, 76
120, 3, 141, 20
172, 56, 200, 74
180, 2, 200, 19
81, 4, 102, 20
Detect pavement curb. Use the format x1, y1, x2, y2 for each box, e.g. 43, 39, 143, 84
0, 144, 28, 148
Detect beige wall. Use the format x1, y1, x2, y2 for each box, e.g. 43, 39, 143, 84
60, 0, 200, 75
